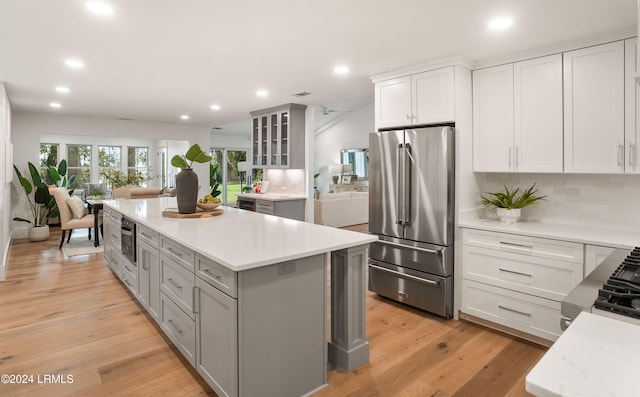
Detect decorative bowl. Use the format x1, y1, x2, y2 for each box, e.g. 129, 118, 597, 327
196, 202, 221, 211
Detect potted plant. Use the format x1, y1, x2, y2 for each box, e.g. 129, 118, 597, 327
171, 144, 212, 213
13, 163, 59, 241
477, 183, 546, 224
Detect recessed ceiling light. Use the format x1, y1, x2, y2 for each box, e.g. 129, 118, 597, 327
210, 104, 221, 110
86, 1, 113, 15
488, 17, 513, 31
65, 59, 84, 69
49, 102, 62, 108
334, 65, 350, 75
55, 86, 70, 93
180, 115, 189, 120
256, 90, 268, 97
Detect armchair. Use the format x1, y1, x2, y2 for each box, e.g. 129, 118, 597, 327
50, 187, 103, 249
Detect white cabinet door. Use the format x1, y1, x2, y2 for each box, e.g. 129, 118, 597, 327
375, 76, 412, 129
196, 278, 238, 397
472, 64, 514, 172
514, 54, 563, 172
412, 67, 455, 125
564, 41, 625, 173
625, 38, 640, 173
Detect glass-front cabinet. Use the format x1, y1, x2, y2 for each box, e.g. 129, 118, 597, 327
250, 103, 306, 168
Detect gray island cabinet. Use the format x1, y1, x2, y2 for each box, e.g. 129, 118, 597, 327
102, 198, 376, 397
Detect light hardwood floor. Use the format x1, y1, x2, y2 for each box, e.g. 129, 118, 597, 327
1, 227, 545, 396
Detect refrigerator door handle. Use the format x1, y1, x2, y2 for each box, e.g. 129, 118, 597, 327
376, 239, 441, 255
396, 143, 405, 225
403, 143, 413, 226
370, 263, 440, 286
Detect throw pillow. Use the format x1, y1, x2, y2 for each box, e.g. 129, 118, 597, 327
67, 196, 87, 219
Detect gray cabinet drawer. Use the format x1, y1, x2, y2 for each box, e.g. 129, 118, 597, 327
196, 253, 237, 298
109, 248, 123, 279
161, 292, 196, 366
122, 259, 138, 294
137, 224, 160, 248
161, 254, 196, 319
161, 237, 194, 271
256, 200, 275, 215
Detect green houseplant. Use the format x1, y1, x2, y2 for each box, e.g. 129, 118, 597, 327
477, 183, 545, 224
171, 144, 212, 214
13, 163, 59, 241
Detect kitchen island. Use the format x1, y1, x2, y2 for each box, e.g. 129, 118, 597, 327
102, 197, 377, 397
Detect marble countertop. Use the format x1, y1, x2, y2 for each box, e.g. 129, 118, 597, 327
526, 311, 640, 397
236, 193, 306, 202
104, 197, 376, 271
458, 218, 640, 249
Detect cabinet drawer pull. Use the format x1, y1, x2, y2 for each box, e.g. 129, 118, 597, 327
141, 231, 154, 239
167, 278, 183, 290
124, 265, 132, 273
167, 319, 183, 335
192, 287, 198, 314
203, 268, 222, 279
124, 279, 134, 288
499, 268, 532, 277
498, 305, 531, 317
166, 247, 183, 257
508, 146, 512, 170
499, 241, 533, 250
619, 144, 624, 166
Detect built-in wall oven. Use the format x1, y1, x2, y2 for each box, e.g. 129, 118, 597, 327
121, 216, 136, 263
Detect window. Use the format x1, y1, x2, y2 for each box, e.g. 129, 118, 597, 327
67, 144, 91, 189
39, 143, 59, 184
98, 145, 122, 188
127, 146, 148, 187
210, 148, 248, 206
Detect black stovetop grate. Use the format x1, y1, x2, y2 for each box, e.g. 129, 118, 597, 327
593, 247, 640, 319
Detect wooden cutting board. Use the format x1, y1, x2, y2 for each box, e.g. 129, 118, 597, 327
162, 207, 223, 218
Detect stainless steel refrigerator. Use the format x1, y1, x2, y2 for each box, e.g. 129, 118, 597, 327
368, 125, 454, 318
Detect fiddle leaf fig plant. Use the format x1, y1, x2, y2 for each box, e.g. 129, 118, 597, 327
171, 144, 212, 169
477, 183, 546, 210
13, 163, 58, 227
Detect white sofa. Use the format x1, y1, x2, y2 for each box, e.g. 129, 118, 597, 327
314, 191, 368, 227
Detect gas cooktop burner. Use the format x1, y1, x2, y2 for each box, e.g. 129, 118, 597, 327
594, 247, 640, 319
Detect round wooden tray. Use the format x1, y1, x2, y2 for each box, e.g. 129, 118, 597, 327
162, 207, 223, 218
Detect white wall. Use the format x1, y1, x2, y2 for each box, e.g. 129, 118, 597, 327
314, 96, 374, 193
11, 112, 210, 239
0, 83, 11, 279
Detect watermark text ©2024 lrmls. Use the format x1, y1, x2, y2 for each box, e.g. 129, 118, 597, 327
1, 373, 74, 384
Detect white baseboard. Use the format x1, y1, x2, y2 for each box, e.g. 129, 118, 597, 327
1, 230, 11, 281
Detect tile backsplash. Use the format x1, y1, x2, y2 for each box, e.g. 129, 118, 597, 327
263, 169, 306, 195
479, 173, 640, 230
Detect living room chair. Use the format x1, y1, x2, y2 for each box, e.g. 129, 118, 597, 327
50, 187, 103, 249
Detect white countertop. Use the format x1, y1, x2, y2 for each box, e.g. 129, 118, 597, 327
236, 193, 306, 202
458, 218, 640, 249
104, 197, 376, 271
526, 311, 640, 397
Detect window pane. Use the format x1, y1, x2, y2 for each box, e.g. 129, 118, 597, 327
67, 145, 91, 189
98, 146, 122, 186
127, 146, 148, 186
39, 143, 58, 184
226, 150, 247, 205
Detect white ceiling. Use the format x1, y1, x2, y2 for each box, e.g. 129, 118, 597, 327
0, 0, 636, 129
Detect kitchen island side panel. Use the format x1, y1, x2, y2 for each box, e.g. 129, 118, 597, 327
238, 254, 328, 397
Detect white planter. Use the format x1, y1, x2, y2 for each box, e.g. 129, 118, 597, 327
496, 208, 521, 224
28, 225, 50, 242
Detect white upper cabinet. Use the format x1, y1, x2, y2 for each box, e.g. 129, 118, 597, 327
472, 54, 563, 173
564, 41, 625, 173
375, 67, 454, 130
472, 64, 514, 172
514, 54, 564, 172
625, 38, 639, 174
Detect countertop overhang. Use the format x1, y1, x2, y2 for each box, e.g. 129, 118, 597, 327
104, 197, 376, 271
